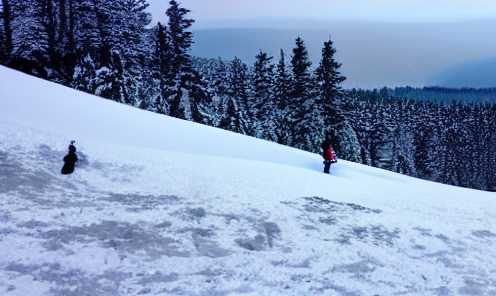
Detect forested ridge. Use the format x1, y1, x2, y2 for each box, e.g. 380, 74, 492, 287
1, 0, 495, 191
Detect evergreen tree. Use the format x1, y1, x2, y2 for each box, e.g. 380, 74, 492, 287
290, 37, 312, 101
289, 37, 315, 150
487, 103, 496, 191
197, 57, 229, 127
72, 0, 100, 59
465, 103, 484, 189
390, 98, 416, 176
93, 51, 130, 103
273, 49, 291, 145
220, 57, 249, 134
72, 0, 150, 103
164, 0, 209, 121
349, 89, 389, 166
71, 53, 96, 94
0, 0, 13, 63
250, 50, 274, 138
166, 0, 190, 118
315, 36, 354, 157
7, 1, 49, 78
413, 101, 439, 180
150, 22, 174, 114
115, 0, 151, 107
315, 36, 346, 124
442, 102, 465, 186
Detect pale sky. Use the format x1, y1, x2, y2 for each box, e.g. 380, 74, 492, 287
149, 0, 496, 25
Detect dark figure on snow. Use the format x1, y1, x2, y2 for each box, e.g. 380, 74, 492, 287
321, 140, 337, 174
61, 141, 78, 175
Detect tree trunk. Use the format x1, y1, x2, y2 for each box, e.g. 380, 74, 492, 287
2, 0, 13, 55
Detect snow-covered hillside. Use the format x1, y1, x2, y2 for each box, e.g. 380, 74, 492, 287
1, 66, 495, 295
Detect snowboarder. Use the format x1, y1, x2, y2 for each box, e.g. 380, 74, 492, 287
61, 141, 78, 174
321, 140, 337, 174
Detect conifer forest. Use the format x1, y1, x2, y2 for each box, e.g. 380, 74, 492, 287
1, 0, 495, 192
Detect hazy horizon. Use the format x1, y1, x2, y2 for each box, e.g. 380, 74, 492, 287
146, 1, 496, 89
188, 19, 496, 89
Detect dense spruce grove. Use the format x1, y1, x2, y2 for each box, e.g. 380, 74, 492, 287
1, 1, 495, 191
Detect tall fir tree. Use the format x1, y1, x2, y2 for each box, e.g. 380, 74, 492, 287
150, 22, 174, 114
273, 49, 291, 145
314, 36, 355, 157
220, 57, 249, 134
164, 0, 209, 121
289, 37, 315, 150
6, 1, 49, 78
71, 53, 96, 94
250, 50, 274, 138
92, 1, 149, 104
413, 101, 439, 180
199, 57, 229, 127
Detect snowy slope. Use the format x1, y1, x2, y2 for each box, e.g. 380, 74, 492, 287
0, 65, 495, 296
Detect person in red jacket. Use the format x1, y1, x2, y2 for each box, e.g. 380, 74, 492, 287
321, 140, 337, 174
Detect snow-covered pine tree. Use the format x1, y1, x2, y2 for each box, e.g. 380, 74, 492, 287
289, 37, 316, 151
6, 1, 49, 78
442, 102, 466, 186
72, 0, 100, 59
115, 0, 151, 107
220, 57, 249, 134
250, 50, 275, 138
38, 0, 63, 83
487, 103, 496, 191
390, 98, 417, 176
464, 103, 484, 189
337, 89, 361, 162
211, 57, 230, 125
61, 0, 77, 84
413, 101, 439, 180
94, 51, 131, 104
71, 53, 96, 94
149, 22, 174, 114
348, 89, 389, 166
190, 57, 229, 126
100, 1, 149, 104
71, 0, 150, 104
314, 36, 357, 158
164, 0, 210, 122
428, 102, 448, 183
0, 0, 13, 63
273, 49, 291, 145
475, 102, 496, 191
0, 19, 4, 64
17, 0, 75, 84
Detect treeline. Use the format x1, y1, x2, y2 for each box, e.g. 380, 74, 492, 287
190, 35, 348, 154
345, 88, 496, 191
1, 1, 495, 191
390, 86, 496, 104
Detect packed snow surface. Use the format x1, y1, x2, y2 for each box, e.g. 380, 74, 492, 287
0, 66, 495, 295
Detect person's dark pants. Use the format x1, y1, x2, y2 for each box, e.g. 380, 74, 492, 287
324, 161, 331, 174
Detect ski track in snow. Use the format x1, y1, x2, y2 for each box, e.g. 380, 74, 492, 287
0, 66, 496, 295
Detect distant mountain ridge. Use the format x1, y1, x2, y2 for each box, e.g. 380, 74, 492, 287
189, 19, 496, 89
427, 57, 496, 88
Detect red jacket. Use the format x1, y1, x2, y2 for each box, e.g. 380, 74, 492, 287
323, 146, 337, 162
